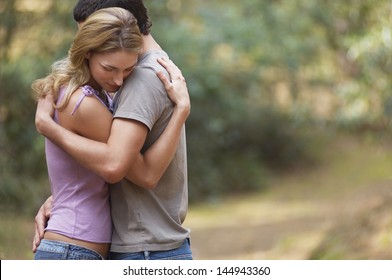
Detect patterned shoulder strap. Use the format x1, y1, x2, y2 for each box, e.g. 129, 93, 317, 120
70, 85, 111, 115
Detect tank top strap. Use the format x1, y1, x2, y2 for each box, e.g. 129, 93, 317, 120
70, 85, 113, 115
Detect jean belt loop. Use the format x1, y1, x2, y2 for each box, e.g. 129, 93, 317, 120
62, 243, 70, 260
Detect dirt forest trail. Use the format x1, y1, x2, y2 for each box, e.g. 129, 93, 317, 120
187, 179, 392, 260
185, 134, 392, 260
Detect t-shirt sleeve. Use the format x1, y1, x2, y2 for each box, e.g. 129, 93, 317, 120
113, 66, 168, 130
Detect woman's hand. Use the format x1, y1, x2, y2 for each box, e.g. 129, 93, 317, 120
156, 57, 190, 118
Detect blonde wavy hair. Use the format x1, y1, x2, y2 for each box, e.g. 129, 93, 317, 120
32, 7, 143, 111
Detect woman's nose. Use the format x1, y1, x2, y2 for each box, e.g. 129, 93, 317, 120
113, 72, 124, 86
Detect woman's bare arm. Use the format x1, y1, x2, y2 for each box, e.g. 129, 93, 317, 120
124, 58, 190, 188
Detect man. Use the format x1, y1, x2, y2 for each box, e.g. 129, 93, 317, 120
33, 0, 192, 260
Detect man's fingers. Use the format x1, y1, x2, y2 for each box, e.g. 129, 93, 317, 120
32, 223, 40, 253
37, 93, 54, 105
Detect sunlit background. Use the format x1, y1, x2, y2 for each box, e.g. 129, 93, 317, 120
1, 0, 392, 260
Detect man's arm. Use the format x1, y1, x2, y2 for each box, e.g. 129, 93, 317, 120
32, 196, 52, 252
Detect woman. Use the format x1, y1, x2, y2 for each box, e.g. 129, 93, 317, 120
31, 7, 190, 260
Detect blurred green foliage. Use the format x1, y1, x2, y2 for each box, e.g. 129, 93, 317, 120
1, 0, 391, 213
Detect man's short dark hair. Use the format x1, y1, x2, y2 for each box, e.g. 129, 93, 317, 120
73, 0, 152, 35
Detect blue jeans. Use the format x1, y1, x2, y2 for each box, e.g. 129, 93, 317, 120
34, 239, 104, 260
110, 239, 193, 260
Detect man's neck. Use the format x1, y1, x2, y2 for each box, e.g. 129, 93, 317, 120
140, 34, 162, 56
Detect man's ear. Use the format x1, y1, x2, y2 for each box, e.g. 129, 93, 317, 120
77, 21, 84, 29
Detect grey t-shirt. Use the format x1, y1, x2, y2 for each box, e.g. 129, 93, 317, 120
110, 50, 190, 253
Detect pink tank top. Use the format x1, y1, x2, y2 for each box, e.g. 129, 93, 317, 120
44, 85, 112, 243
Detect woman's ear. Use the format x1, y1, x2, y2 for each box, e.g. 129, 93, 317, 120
86, 51, 91, 60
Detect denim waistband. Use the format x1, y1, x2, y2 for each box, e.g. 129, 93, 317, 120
38, 239, 104, 260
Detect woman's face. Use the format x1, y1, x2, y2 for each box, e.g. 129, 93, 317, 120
87, 50, 138, 93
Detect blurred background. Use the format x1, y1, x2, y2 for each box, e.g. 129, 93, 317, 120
2, 0, 392, 259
